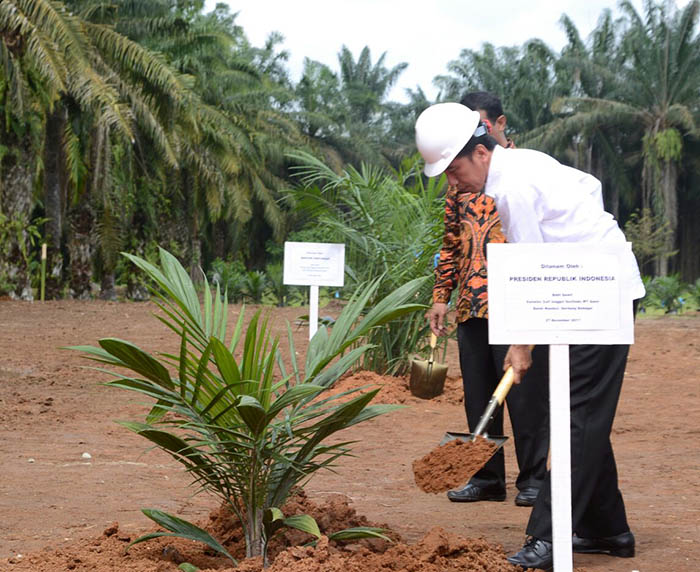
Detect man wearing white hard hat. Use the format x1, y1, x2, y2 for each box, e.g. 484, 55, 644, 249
415, 102, 644, 570
428, 92, 549, 509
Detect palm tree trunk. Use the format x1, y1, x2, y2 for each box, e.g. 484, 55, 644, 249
100, 272, 116, 300
586, 141, 593, 174
677, 193, 700, 282
67, 201, 94, 299
655, 160, 678, 277
607, 180, 620, 220
0, 136, 35, 298
67, 126, 102, 299
183, 169, 203, 283
44, 107, 66, 298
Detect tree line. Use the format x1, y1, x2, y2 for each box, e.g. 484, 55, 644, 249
1, 0, 698, 301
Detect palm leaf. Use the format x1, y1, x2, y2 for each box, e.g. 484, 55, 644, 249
130, 509, 236, 564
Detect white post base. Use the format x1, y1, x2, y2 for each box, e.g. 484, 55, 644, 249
309, 285, 319, 341
550, 343, 573, 572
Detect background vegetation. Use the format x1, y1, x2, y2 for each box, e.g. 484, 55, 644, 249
1, 1, 699, 311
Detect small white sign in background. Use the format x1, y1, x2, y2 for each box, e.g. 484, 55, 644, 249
487, 242, 635, 572
283, 242, 345, 287
283, 242, 345, 340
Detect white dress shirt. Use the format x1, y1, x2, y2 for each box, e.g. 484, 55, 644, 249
484, 145, 645, 300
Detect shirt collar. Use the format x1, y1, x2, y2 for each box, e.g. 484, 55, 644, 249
484, 145, 506, 196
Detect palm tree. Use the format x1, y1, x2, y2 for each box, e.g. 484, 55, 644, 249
292, 45, 409, 170
520, 11, 638, 218
337, 45, 407, 125
533, 0, 700, 276
0, 51, 44, 297
1, 0, 200, 297
157, 4, 301, 273
434, 39, 563, 135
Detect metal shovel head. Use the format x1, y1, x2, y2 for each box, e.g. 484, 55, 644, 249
440, 431, 508, 450
409, 357, 448, 399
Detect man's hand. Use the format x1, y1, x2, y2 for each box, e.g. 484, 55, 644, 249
426, 302, 449, 337
504, 344, 532, 384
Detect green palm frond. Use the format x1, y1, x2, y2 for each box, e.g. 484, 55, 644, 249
62, 117, 85, 188
84, 22, 191, 102
0, 1, 67, 95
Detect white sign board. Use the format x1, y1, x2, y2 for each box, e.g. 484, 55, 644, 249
487, 241, 636, 572
283, 242, 345, 287
487, 242, 634, 345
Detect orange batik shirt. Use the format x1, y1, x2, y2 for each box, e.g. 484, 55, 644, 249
432, 187, 506, 323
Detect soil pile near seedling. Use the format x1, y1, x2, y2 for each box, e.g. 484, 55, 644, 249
413, 437, 498, 494
2, 491, 525, 571
204, 489, 397, 562
331, 370, 464, 404
251, 526, 524, 572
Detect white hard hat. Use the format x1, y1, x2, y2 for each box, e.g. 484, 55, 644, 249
415, 103, 481, 177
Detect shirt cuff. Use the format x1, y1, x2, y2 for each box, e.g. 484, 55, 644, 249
432, 290, 451, 304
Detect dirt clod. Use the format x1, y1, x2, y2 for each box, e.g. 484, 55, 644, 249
412, 437, 498, 494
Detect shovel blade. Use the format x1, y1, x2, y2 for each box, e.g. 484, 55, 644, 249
440, 431, 508, 450
409, 358, 447, 399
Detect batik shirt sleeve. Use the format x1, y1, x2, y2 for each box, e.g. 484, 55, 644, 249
432, 187, 506, 322
432, 185, 460, 304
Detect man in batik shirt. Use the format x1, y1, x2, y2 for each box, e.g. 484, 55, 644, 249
427, 92, 549, 507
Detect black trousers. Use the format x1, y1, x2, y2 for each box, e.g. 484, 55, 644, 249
457, 318, 549, 491
526, 342, 631, 541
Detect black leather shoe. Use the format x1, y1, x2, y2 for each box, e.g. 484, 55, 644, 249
514, 487, 539, 507
573, 531, 635, 557
446, 483, 506, 503
507, 537, 553, 571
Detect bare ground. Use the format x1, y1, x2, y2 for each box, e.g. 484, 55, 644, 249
0, 300, 699, 570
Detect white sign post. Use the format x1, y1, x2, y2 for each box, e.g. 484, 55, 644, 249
283, 242, 345, 340
487, 242, 634, 572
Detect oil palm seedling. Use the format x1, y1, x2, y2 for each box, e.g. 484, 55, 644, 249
71, 247, 426, 566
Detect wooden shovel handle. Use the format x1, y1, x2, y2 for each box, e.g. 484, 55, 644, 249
493, 367, 515, 405
493, 345, 535, 405
428, 332, 438, 363
429, 332, 438, 349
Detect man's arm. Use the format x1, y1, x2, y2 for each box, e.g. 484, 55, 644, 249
427, 187, 460, 336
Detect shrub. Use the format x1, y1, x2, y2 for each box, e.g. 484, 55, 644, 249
209, 258, 247, 302
265, 262, 286, 306
645, 274, 685, 313
286, 152, 443, 374
0, 213, 45, 298
243, 269, 269, 303
686, 278, 700, 310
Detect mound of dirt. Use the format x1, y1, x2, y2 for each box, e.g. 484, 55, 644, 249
330, 370, 464, 405
2, 491, 524, 571
252, 527, 524, 572
412, 437, 498, 494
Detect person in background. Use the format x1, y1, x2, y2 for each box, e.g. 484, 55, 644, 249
426, 92, 549, 508
460, 91, 513, 149
416, 102, 642, 571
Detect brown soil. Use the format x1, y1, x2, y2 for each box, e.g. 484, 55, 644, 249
412, 437, 498, 494
4, 491, 525, 572
1, 300, 699, 571
330, 369, 465, 405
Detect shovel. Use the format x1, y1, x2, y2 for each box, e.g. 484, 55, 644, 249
440, 364, 516, 451
409, 332, 448, 399
442, 345, 535, 450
